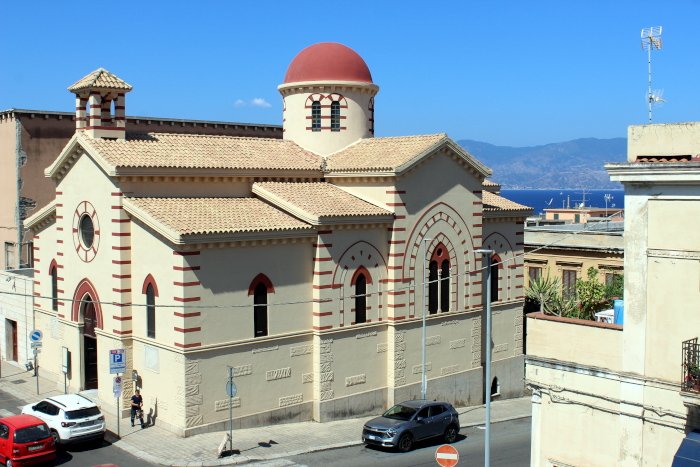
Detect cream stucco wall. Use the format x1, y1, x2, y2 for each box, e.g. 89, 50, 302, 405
528, 123, 700, 466
280, 83, 377, 157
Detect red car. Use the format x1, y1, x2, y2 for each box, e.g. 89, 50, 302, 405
0, 414, 56, 466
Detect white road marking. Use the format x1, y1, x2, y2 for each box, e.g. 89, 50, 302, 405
0, 409, 15, 417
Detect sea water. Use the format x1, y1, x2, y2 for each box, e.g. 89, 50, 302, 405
500, 189, 625, 215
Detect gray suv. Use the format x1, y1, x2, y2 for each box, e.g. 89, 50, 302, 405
362, 400, 460, 452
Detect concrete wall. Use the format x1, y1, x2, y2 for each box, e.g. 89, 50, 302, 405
0, 270, 33, 367
628, 122, 700, 161
0, 117, 18, 269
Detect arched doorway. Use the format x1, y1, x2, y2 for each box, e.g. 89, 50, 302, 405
72, 279, 103, 391
82, 296, 98, 389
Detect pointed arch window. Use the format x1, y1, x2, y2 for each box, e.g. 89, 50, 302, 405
428, 243, 451, 314
249, 274, 274, 338
428, 261, 438, 314
490, 255, 500, 303
351, 267, 372, 324
50, 262, 58, 311
355, 274, 367, 324
440, 260, 450, 312
330, 100, 340, 131
254, 283, 268, 337
142, 275, 159, 339
311, 101, 321, 132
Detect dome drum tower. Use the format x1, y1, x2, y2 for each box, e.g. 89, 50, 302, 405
279, 43, 379, 157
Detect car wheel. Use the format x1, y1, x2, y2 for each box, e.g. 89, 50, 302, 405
444, 424, 458, 443
397, 432, 413, 453
50, 429, 60, 445
6, 459, 13, 467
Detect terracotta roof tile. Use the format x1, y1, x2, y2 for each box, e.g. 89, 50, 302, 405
482, 191, 532, 212
482, 179, 500, 187
68, 68, 133, 92
635, 155, 697, 163
124, 197, 311, 236
253, 182, 392, 222
325, 134, 447, 172
83, 133, 323, 171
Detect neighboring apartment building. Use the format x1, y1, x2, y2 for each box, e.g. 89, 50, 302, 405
526, 122, 700, 466
0, 108, 281, 270
524, 222, 624, 298
24, 43, 531, 437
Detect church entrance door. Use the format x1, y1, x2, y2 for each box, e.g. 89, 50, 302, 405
82, 297, 98, 390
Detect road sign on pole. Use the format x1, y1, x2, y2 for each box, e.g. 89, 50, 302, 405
435, 444, 459, 467
113, 376, 122, 397
109, 349, 126, 374
29, 330, 42, 343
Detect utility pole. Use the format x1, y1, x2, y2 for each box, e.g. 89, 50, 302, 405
476, 249, 494, 467
421, 238, 431, 399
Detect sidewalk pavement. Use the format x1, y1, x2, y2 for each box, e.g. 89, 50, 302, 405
0, 361, 532, 466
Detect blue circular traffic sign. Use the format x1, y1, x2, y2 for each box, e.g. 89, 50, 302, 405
29, 330, 42, 342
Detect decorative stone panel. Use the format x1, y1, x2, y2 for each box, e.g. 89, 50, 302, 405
426, 335, 441, 346
450, 338, 466, 349
266, 367, 292, 381
412, 363, 432, 374
252, 345, 279, 354
345, 374, 366, 387
279, 394, 303, 407
290, 344, 312, 357
215, 397, 241, 411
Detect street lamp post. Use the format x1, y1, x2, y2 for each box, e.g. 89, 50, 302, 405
475, 249, 494, 467
421, 238, 431, 400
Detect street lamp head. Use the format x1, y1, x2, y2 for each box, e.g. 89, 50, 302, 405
475, 249, 494, 255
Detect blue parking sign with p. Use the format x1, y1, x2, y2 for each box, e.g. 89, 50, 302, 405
109, 349, 126, 374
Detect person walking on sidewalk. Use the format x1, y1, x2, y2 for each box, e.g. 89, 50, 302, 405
130, 389, 145, 428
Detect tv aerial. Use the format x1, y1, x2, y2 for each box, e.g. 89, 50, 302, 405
641, 26, 663, 123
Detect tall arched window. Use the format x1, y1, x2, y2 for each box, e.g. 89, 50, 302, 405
440, 260, 450, 312
311, 101, 321, 132
428, 260, 438, 314
490, 256, 500, 302
249, 274, 274, 338
254, 282, 268, 337
146, 283, 156, 338
354, 273, 367, 324
50, 263, 58, 311
330, 100, 340, 131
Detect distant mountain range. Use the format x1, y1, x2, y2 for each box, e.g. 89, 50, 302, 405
457, 137, 627, 189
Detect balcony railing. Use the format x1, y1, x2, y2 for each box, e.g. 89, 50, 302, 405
682, 338, 700, 393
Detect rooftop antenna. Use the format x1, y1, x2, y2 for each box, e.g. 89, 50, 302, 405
641, 26, 663, 123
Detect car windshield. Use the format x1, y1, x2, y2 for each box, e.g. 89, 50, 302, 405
14, 424, 49, 443
65, 407, 101, 419
382, 404, 417, 421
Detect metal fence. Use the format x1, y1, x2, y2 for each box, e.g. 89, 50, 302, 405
682, 337, 700, 393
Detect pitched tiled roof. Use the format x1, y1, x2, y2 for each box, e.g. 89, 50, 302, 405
325, 134, 447, 172
68, 68, 133, 92
253, 182, 392, 224
482, 191, 532, 212
123, 197, 312, 239
82, 133, 323, 171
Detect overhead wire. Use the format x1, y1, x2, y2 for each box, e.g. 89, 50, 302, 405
0, 210, 624, 311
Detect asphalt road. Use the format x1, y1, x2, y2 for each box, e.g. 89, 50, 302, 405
282, 417, 531, 467
0, 387, 152, 467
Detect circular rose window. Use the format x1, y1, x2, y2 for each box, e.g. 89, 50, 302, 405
73, 201, 100, 262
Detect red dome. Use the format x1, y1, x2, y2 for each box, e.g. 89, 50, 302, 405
283, 43, 373, 84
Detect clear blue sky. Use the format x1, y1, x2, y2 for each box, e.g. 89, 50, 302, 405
1, 0, 698, 146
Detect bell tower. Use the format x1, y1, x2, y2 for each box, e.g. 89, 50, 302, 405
68, 68, 132, 140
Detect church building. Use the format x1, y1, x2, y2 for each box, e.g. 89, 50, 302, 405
25, 43, 531, 436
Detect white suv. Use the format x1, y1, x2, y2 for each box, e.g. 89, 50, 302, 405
22, 394, 105, 444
